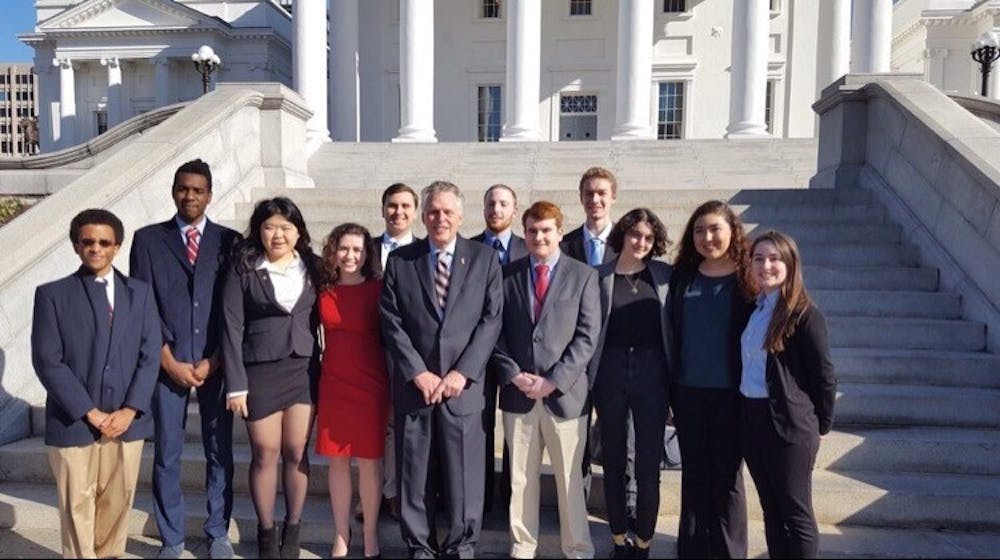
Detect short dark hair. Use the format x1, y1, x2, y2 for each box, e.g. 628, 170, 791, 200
381, 182, 419, 209
233, 197, 316, 277
70, 208, 124, 245
174, 159, 213, 191
608, 207, 671, 260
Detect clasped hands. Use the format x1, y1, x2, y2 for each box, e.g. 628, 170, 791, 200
85, 407, 136, 439
163, 357, 213, 389
413, 370, 468, 405
512, 372, 556, 400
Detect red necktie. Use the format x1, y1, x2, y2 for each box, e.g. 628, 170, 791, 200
186, 227, 200, 265
533, 263, 549, 321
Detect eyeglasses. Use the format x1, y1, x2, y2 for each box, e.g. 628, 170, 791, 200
78, 238, 117, 248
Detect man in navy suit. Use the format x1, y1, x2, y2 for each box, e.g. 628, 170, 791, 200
32, 209, 161, 559
380, 181, 504, 559
129, 160, 241, 559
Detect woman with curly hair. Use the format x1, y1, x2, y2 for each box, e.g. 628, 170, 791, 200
313, 223, 389, 559
221, 197, 320, 558
589, 208, 675, 558
669, 200, 756, 559
740, 230, 835, 559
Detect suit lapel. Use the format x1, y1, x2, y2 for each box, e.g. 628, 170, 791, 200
161, 219, 194, 273
254, 269, 283, 309
600, 267, 615, 324
442, 238, 470, 321
195, 220, 222, 273
511, 259, 531, 325
414, 240, 439, 321
649, 261, 670, 308
108, 271, 131, 354
536, 260, 569, 324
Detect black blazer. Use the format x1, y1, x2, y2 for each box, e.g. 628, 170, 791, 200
669, 270, 756, 389
471, 231, 529, 266
379, 237, 504, 416
220, 255, 320, 395
757, 303, 837, 444
372, 233, 422, 276
560, 224, 618, 266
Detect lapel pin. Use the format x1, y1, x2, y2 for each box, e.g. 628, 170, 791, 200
460, 257, 466, 265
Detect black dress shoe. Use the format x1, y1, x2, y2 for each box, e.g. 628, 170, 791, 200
280, 522, 301, 559
611, 538, 634, 559
257, 525, 279, 559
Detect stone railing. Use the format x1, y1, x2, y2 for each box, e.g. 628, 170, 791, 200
813, 74, 1000, 351
0, 83, 314, 445
948, 94, 1000, 133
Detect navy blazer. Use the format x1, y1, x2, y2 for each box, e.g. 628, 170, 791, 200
31, 268, 162, 446
379, 236, 504, 416
493, 256, 601, 419
372, 233, 423, 276
560, 224, 619, 265
471, 231, 529, 266
129, 218, 241, 364
220, 256, 320, 395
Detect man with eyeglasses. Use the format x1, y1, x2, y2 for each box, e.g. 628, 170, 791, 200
31, 208, 161, 558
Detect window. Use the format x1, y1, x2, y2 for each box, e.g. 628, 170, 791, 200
0, 108, 7, 118
16, 108, 30, 118
0, 75, 7, 84
765, 80, 775, 133
0, 92, 6, 101
95, 110, 108, 136
769, 0, 780, 12
559, 93, 598, 141
657, 82, 685, 139
0, 124, 8, 134
663, 0, 686, 12
560, 94, 598, 114
477, 85, 501, 142
1, 141, 9, 154
482, 0, 501, 18
569, 0, 592, 16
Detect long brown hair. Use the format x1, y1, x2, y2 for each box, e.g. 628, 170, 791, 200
319, 223, 377, 290
752, 230, 812, 353
673, 200, 755, 300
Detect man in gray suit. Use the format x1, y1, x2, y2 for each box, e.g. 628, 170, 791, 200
492, 201, 601, 559
379, 181, 504, 559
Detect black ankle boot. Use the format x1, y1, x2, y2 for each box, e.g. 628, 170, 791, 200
257, 525, 279, 559
280, 521, 301, 559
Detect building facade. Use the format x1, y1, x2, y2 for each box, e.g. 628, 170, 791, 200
0, 64, 39, 158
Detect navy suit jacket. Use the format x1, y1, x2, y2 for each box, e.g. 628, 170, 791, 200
560, 224, 618, 265
379, 236, 504, 416
31, 268, 162, 446
129, 218, 241, 364
471, 231, 529, 266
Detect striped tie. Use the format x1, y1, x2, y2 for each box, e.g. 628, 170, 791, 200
186, 227, 200, 265
434, 252, 450, 312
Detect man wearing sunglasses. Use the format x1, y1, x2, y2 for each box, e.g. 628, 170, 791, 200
31, 208, 162, 558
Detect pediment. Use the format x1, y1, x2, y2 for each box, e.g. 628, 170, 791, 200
40, 0, 209, 30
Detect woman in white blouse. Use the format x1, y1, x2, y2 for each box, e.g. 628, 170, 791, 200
221, 197, 321, 559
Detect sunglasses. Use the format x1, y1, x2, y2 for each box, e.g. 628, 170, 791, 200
78, 238, 117, 248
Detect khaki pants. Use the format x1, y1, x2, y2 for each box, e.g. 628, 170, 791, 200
48, 437, 144, 559
504, 401, 594, 559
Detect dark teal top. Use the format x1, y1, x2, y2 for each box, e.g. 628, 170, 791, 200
676, 272, 736, 388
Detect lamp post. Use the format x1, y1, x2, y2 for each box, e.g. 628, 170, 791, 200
970, 31, 1000, 97
191, 45, 221, 94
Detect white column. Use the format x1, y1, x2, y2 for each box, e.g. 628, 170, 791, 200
294, 0, 331, 147
101, 57, 123, 128
52, 58, 76, 148
500, 0, 542, 141
153, 57, 170, 108
823, 0, 851, 86
330, 0, 361, 141
394, 0, 437, 142
725, 0, 770, 138
851, 0, 892, 73
612, 0, 655, 140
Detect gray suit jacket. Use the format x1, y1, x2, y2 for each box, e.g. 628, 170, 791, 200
492, 255, 601, 419
587, 259, 676, 390
379, 236, 504, 416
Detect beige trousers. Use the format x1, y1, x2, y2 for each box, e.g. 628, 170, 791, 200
504, 400, 594, 559
47, 437, 144, 559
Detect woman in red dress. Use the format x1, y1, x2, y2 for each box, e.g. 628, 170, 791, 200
315, 223, 389, 558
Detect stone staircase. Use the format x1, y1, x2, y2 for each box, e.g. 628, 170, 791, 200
2, 141, 999, 557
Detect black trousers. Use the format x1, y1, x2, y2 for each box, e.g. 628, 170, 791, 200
671, 385, 748, 559
482, 367, 510, 514
741, 398, 820, 559
594, 346, 670, 541
396, 404, 485, 559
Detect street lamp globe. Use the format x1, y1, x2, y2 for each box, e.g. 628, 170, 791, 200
191, 45, 222, 95
970, 30, 1000, 96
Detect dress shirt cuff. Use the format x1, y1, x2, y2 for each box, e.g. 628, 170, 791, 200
227, 390, 248, 399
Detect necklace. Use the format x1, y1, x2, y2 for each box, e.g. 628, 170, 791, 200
623, 270, 642, 294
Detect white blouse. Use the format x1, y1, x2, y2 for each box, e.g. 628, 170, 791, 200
256, 252, 306, 312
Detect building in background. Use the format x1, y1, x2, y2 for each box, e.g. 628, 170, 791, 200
0, 64, 39, 158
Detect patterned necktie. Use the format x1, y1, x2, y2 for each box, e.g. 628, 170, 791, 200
492, 238, 506, 264
434, 252, 450, 312
98, 277, 113, 324
186, 227, 200, 265
534, 263, 549, 321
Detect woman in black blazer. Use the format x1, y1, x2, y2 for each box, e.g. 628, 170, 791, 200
221, 197, 320, 559
740, 230, 836, 559
590, 208, 674, 559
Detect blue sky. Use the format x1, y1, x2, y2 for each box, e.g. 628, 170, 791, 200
0, 1, 38, 63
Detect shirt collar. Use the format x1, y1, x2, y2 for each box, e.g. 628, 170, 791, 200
529, 250, 561, 270
430, 237, 458, 258
175, 214, 207, 235
256, 251, 303, 274
95, 269, 115, 284
484, 229, 513, 249
757, 290, 780, 310
583, 221, 613, 243
383, 231, 414, 246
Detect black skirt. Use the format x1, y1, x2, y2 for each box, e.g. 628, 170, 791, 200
245, 355, 316, 421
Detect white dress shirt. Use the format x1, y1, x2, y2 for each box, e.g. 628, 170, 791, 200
95, 269, 115, 313
381, 231, 415, 269
740, 290, 779, 398
256, 252, 306, 313
583, 221, 612, 265
175, 214, 207, 246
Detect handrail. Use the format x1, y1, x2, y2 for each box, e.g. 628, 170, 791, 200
948, 94, 1000, 128
0, 102, 189, 170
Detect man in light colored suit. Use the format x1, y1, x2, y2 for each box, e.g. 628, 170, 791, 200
32, 209, 161, 558
379, 181, 504, 559
493, 201, 601, 559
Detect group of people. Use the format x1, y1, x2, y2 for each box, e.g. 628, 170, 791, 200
31, 160, 837, 560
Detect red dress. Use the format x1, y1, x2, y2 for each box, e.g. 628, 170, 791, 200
315, 279, 389, 458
